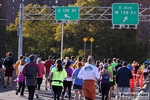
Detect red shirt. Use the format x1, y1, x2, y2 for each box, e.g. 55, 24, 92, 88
44, 60, 54, 73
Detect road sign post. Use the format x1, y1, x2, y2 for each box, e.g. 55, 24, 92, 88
89, 38, 94, 55
83, 37, 88, 59
55, 6, 79, 58
55, 6, 79, 20
112, 3, 139, 25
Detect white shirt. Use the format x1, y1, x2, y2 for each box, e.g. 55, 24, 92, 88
18, 65, 24, 73
78, 64, 100, 80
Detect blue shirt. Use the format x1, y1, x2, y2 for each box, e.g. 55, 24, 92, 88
127, 64, 133, 71
50, 65, 56, 71
72, 68, 83, 86
116, 67, 133, 87
25, 57, 30, 63
101, 73, 110, 83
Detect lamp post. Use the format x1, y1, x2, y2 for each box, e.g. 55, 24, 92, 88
89, 37, 94, 55
83, 37, 88, 59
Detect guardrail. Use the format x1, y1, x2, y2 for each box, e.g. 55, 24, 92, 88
136, 74, 150, 100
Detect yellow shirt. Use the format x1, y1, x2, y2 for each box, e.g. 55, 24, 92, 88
52, 68, 67, 86
15, 60, 21, 76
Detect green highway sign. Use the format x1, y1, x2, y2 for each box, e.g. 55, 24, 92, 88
55, 6, 79, 20
112, 3, 139, 25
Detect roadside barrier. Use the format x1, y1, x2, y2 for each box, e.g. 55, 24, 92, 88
135, 74, 150, 100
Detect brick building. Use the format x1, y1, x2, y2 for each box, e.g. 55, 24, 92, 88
0, 0, 150, 43
0, 0, 77, 26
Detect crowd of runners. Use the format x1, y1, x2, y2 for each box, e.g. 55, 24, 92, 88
0, 52, 150, 100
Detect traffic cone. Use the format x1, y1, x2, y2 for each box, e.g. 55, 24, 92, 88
140, 71, 144, 89
130, 71, 134, 93
136, 69, 140, 86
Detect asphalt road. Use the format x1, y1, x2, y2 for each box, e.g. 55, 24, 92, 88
0, 78, 141, 100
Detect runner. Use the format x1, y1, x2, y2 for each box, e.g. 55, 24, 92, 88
78, 56, 99, 100
15, 59, 26, 96
35, 57, 46, 98
73, 56, 84, 70
72, 62, 83, 100
50, 59, 67, 100
100, 64, 113, 100
62, 60, 73, 100
116, 61, 133, 96
25, 53, 30, 63
107, 59, 114, 99
44, 56, 54, 90
15, 55, 24, 89
22, 54, 40, 100
3, 52, 14, 88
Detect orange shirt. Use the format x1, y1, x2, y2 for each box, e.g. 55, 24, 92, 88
73, 61, 84, 70
15, 60, 21, 76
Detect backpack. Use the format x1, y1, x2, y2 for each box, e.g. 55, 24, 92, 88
14, 72, 25, 82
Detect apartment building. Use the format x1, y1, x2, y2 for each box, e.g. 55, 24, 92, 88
0, 0, 150, 43
0, 0, 77, 26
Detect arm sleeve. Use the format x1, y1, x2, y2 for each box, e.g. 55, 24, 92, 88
95, 68, 100, 79
129, 70, 133, 79
116, 70, 119, 84
78, 68, 83, 79
63, 68, 67, 78
22, 65, 27, 76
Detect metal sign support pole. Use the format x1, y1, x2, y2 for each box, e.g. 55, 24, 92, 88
18, 3, 24, 60
60, 20, 65, 59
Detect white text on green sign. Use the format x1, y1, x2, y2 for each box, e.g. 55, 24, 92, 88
55, 6, 79, 20
112, 3, 139, 25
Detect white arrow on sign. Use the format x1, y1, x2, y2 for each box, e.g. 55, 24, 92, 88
64, 14, 70, 18
123, 16, 128, 22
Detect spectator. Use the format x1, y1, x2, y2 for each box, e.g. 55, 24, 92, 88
3, 52, 14, 88
22, 54, 40, 100
44, 56, 54, 90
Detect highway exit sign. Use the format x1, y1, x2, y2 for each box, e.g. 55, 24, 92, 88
112, 3, 139, 25
55, 6, 79, 20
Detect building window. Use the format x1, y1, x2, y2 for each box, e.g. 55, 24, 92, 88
12, 7, 14, 9
49, 1, 51, 4
22, 0, 24, 2
139, 30, 141, 34
55, 0, 58, 4
12, 12, 14, 15
43, 1, 46, 3
13, 0, 15, 2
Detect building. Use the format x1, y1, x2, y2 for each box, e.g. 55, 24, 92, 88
0, 0, 77, 26
0, 0, 150, 43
